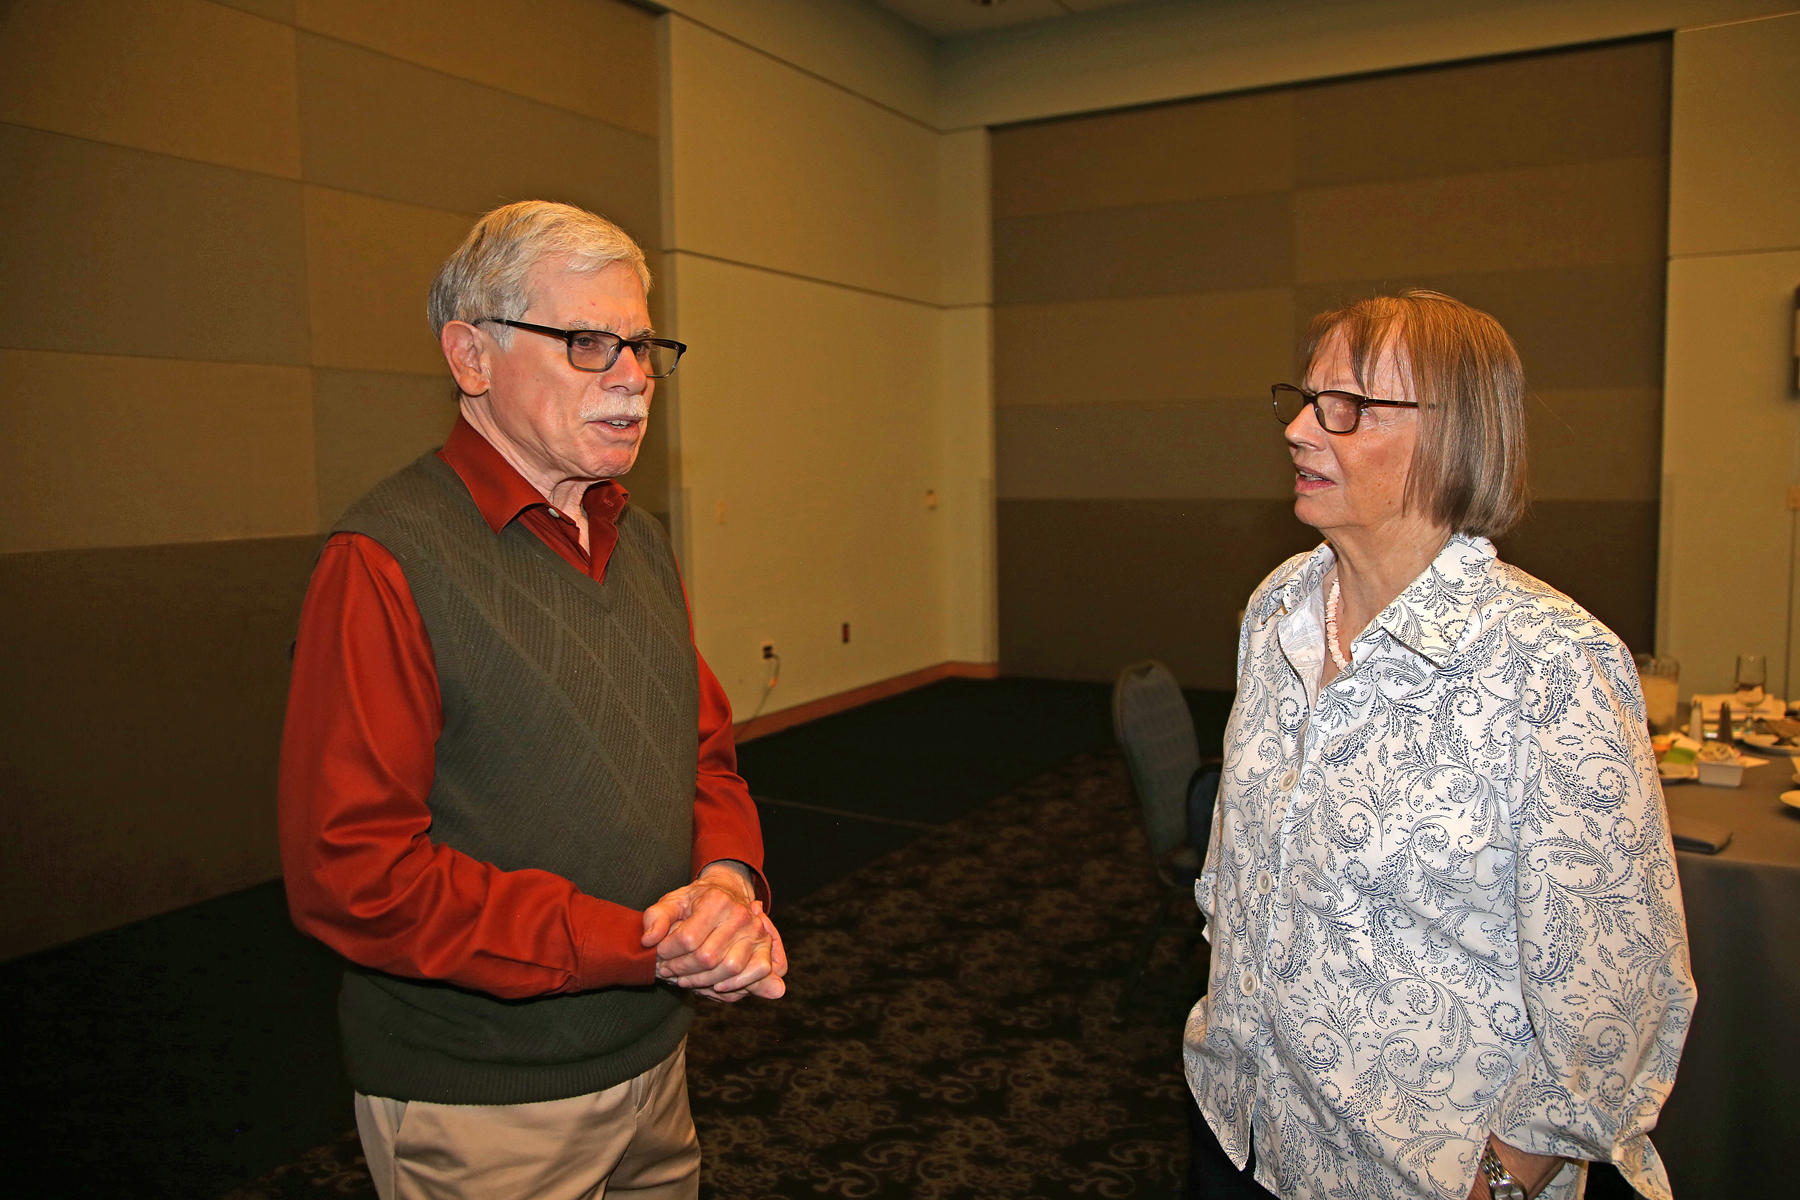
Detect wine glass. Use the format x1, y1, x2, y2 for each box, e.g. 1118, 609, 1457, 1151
1735, 653, 1767, 708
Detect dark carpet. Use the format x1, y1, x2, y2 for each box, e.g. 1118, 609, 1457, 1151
221, 749, 1204, 1200
6, 676, 1200, 1198
2, 675, 1644, 1199
1, 879, 355, 1198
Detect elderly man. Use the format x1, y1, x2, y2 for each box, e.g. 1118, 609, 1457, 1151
278, 200, 784, 1200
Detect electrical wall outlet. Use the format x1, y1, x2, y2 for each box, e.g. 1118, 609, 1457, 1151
760, 641, 775, 659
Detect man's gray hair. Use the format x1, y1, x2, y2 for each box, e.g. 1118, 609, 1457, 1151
427, 201, 651, 344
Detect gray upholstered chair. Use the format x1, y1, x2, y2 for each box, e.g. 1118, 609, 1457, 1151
1112, 660, 1209, 1016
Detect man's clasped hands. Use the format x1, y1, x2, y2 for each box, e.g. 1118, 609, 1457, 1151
641, 861, 787, 1002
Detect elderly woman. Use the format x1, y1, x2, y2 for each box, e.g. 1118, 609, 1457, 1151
1184, 290, 1694, 1200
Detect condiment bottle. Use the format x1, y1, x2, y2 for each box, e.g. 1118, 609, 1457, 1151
1689, 698, 1705, 743
1718, 700, 1733, 744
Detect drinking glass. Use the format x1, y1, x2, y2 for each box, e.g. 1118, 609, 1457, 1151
1635, 654, 1680, 733
1736, 653, 1768, 707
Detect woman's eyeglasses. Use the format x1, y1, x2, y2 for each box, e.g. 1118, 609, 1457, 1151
1270, 383, 1418, 433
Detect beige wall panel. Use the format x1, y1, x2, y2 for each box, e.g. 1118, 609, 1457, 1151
0, 125, 309, 365
1496, 500, 1658, 652
0, 350, 317, 554
0, 0, 300, 178
216, 0, 294, 21
298, 35, 659, 240
1528, 388, 1662, 501
938, 0, 1769, 129
1296, 157, 1667, 283
0, 535, 317, 958
663, 0, 936, 127
997, 400, 1295, 501
304, 187, 472, 375
1669, 11, 1800, 257
940, 129, 993, 308
995, 288, 1293, 407
1661, 249, 1800, 696
934, 304, 998, 665
1293, 262, 1667, 391
313, 368, 458, 526
670, 253, 945, 716
992, 88, 1295, 219
1297, 37, 1669, 187
296, 0, 656, 136
997, 497, 1320, 688
997, 495, 1656, 689
994, 192, 1292, 305
667, 20, 939, 303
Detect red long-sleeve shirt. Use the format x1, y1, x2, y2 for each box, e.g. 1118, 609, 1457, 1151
278, 416, 766, 1001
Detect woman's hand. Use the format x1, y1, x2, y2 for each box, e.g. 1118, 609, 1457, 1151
1464, 1137, 1570, 1200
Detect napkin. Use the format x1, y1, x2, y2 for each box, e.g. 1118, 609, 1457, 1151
1668, 812, 1732, 854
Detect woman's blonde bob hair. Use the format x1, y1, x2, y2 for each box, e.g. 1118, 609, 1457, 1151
1303, 288, 1529, 539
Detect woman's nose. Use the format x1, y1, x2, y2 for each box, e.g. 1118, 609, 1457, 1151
1285, 402, 1324, 448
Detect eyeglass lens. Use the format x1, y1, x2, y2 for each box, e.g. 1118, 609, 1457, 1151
1272, 386, 1362, 432
567, 331, 682, 378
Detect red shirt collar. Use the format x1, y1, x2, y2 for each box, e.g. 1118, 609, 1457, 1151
438, 413, 630, 533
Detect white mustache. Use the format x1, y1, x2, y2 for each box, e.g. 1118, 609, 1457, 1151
581, 405, 649, 424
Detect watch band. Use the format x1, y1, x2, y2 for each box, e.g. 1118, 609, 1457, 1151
1480, 1144, 1527, 1200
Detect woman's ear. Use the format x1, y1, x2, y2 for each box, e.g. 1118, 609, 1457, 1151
441, 321, 491, 397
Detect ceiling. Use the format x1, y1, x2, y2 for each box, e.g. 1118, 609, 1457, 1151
867, 0, 1153, 39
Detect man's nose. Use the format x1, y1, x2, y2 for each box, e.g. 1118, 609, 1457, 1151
603, 346, 649, 391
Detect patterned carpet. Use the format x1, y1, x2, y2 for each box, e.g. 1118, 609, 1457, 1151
224, 750, 1204, 1200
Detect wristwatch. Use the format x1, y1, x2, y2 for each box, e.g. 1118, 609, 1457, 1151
1480, 1144, 1526, 1200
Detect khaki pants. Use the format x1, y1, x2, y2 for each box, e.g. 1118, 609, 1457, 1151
354, 1041, 700, 1200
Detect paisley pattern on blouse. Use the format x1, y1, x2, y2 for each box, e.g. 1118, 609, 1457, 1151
1184, 535, 1694, 1200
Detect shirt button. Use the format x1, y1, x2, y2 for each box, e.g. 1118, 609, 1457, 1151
1278, 769, 1297, 791
1240, 970, 1257, 996
1256, 870, 1273, 895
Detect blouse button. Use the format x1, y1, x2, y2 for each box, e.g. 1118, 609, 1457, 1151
1278, 769, 1297, 792
1256, 870, 1273, 895
1240, 969, 1257, 996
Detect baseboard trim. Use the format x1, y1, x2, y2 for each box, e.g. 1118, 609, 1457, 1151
733, 661, 1000, 743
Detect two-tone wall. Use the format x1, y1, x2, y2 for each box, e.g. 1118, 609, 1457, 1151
991, 39, 1671, 687
942, 0, 1796, 693
1661, 10, 1800, 699
0, 0, 661, 959
657, 1, 998, 720
5, 0, 1793, 960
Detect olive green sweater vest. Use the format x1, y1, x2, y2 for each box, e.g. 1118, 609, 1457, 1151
330, 452, 698, 1104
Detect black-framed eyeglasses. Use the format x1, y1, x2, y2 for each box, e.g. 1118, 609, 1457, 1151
479, 318, 687, 378
1271, 383, 1418, 434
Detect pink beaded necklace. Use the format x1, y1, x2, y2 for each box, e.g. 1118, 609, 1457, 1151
1325, 578, 1350, 669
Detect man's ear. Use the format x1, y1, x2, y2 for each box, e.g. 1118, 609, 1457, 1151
441, 321, 491, 397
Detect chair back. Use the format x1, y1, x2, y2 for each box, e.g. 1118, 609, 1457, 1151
1112, 660, 1201, 861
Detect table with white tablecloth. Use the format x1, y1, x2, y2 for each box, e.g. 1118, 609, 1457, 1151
1655, 761, 1800, 1198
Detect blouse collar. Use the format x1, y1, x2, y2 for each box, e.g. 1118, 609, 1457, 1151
1256, 533, 1498, 670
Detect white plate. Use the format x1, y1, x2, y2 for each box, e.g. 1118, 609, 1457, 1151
1739, 732, 1800, 756
1659, 761, 1698, 782
1780, 790, 1800, 811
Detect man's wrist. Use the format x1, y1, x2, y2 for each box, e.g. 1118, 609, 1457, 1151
697, 859, 756, 903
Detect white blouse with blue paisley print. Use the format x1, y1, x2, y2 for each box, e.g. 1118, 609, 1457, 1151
1184, 534, 1695, 1200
